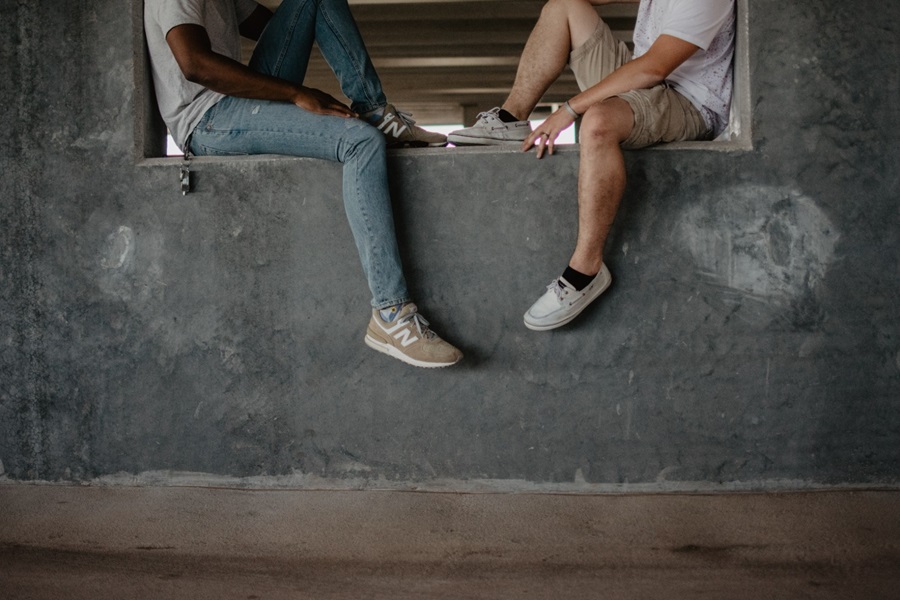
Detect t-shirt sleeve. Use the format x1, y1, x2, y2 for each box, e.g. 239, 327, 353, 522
661, 0, 734, 51
151, 0, 206, 37
235, 0, 259, 23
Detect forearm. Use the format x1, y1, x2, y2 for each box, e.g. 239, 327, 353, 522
166, 23, 354, 117
183, 51, 303, 104
167, 23, 303, 104
567, 33, 698, 114
566, 55, 665, 115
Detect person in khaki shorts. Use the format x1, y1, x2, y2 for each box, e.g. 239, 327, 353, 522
449, 0, 735, 331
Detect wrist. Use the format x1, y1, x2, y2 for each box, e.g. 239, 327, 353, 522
290, 85, 309, 103
563, 100, 581, 120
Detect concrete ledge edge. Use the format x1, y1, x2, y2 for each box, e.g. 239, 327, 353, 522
2, 472, 898, 494
135, 138, 752, 168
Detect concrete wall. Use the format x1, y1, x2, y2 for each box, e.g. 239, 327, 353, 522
1, 0, 897, 490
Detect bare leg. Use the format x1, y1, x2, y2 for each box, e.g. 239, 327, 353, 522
503, 0, 601, 120
568, 98, 635, 275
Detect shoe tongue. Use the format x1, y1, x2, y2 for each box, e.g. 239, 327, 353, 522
380, 302, 417, 323
557, 276, 576, 291
364, 105, 389, 124
378, 306, 399, 323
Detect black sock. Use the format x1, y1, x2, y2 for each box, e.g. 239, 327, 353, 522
497, 109, 520, 123
562, 266, 596, 291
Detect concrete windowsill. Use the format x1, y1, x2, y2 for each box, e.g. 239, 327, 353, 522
136, 137, 751, 168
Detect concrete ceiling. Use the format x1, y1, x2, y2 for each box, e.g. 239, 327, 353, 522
249, 0, 638, 125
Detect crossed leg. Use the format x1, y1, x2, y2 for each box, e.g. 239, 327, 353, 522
502, 0, 602, 120
249, 0, 386, 114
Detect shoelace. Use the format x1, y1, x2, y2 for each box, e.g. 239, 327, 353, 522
476, 108, 502, 124
547, 279, 572, 301
397, 309, 435, 339
394, 109, 418, 127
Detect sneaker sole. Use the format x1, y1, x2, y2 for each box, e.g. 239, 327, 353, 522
447, 134, 524, 147
387, 140, 448, 149
364, 334, 461, 368
523, 273, 613, 331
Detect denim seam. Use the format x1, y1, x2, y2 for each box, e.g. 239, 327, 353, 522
271, 0, 311, 79
319, 0, 380, 112
347, 139, 381, 303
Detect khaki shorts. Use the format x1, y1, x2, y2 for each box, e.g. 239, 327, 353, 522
569, 21, 712, 149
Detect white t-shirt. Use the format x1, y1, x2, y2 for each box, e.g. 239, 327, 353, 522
633, 0, 735, 135
144, 0, 258, 150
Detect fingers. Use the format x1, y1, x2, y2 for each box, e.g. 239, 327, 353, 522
328, 104, 357, 118
526, 131, 556, 159
521, 134, 536, 152
295, 87, 357, 118
303, 103, 353, 118
308, 100, 354, 118
522, 109, 575, 156
315, 94, 356, 118
536, 134, 554, 159
321, 94, 356, 118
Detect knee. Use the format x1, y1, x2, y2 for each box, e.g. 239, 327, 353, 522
340, 120, 384, 162
579, 103, 632, 147
543, 0, 591, 18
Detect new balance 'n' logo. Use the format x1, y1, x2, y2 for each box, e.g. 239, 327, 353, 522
376, 113, 408, 138
379, 320, 419, 347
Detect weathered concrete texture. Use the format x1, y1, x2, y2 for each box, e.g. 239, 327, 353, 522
1, 0, 899, 488
1, 486, 899, 599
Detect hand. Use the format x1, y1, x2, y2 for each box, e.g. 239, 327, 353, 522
292, 86, 357, 118
522, 108, 575, 158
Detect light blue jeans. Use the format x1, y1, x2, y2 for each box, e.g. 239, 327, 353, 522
189, 0, 409, 309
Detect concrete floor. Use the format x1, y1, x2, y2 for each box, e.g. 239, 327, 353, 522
2, 485, 899, 599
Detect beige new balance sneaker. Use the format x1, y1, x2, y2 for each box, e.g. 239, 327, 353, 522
365, 303, 462, 368
364, 104, 448, 148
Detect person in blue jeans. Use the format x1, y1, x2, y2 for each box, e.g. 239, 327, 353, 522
144, 0, 462, 368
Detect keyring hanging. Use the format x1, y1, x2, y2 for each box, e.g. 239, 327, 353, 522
180, 138, 192, 196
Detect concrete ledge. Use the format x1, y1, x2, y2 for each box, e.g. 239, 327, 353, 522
135, 138, 753, 169
1, 486, 898, 599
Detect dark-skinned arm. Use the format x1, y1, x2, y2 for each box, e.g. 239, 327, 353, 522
524, 33, 701, 157
165, 21, 355, 118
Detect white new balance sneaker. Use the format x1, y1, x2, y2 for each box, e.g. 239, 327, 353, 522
365, 303, 462, 367
447, 107, 532, 146
524, 264, 612, 331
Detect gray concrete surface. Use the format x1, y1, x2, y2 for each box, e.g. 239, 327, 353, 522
2, 485, 899, 599
1, 0, 898, 490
